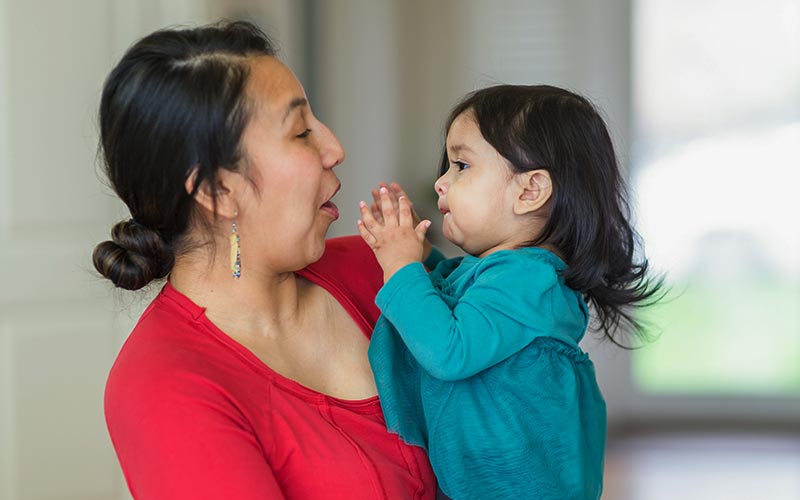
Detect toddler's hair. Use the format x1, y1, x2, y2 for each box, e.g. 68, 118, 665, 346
439, 85, 663, 346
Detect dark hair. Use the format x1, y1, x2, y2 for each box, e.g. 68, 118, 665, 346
440, 85, 664, 346
92, 21, 276, 290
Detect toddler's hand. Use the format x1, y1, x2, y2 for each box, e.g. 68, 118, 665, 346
358, 187, 431, 283
369, 182, 422, 226
367, 182, 434, 263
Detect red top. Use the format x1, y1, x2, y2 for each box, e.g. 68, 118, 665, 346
105, 236, 436, 499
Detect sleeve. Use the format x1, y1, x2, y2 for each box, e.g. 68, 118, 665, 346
375, 253, 558, 382
106, 369, 286, 500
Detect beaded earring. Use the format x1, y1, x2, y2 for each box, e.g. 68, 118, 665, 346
230, 212, 241, 279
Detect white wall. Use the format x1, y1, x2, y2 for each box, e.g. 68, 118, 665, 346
0, 1, 133, 497
307, 0, 402, 238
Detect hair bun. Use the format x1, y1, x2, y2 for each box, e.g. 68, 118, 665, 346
92, 219, 174, 290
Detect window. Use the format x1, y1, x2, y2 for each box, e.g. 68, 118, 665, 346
631, 0, 800, 395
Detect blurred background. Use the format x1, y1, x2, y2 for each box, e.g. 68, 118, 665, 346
0, 0, 797, 499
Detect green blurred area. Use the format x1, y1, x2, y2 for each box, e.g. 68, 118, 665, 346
633, 278, 800, 395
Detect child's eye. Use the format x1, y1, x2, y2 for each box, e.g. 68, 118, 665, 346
296, 129, 312, 139
454, 161, 470, 171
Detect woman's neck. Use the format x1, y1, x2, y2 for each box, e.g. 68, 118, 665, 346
169, 250, 309, 340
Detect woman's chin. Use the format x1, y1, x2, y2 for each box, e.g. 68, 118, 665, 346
319, 218, 336, 241
309, 223, 332, 260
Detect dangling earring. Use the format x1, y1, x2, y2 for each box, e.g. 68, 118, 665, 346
230, 211, 241, 279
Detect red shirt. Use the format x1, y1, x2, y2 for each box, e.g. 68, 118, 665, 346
105, 236, 436, 499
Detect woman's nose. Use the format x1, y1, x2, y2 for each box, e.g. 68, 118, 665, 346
318, 122, 345, 169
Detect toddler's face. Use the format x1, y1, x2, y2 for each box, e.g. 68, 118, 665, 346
434, 111, 524, 257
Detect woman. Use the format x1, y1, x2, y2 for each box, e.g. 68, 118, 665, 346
93, 21, 436, 499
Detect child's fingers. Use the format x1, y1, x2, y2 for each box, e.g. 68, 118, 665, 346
379, 187, 398, 226
359, 200, 380, 235
391, 182, 421, 224
370, 188, 384, 222
390, 183, 411, 206
378, 183, 398, 213
357, 219, 377, 247
381, 182, 404, 208
414, 220, 432, 242
374, 182, 409, 224
384, 182, 405, 211
398, 196, 414, 228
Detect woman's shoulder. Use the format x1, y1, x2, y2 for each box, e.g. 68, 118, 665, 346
105, 289, 249, 412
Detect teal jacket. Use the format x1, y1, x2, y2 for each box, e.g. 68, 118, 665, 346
369, 247, 606, 500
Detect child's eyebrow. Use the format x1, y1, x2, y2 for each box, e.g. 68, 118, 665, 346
448, 143, 475, 155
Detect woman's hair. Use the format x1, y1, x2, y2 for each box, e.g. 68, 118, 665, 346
92, 21, 276, 290
440, 85, 663, 346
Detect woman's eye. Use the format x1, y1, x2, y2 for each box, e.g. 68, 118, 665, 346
296, 129, 312, 139
454, 161, 470, 171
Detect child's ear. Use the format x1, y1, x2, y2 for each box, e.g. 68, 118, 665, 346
513, 169, 552, 215
184, 167, 241, 219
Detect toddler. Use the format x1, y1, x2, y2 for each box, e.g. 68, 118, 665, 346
357, 85, 662, 500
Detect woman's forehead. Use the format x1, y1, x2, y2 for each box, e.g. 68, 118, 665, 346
246, 56, 307, 121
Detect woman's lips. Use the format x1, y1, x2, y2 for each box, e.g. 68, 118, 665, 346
321, 200, 339, 220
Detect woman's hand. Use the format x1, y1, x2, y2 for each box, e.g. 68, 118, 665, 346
358, 186, 431, 283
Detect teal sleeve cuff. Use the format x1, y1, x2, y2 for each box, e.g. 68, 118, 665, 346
376, 262, 429, 311
423, 246, 446, 271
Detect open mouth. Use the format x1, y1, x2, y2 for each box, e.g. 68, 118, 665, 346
321, 200, 339, 219
321, 184, 341, 220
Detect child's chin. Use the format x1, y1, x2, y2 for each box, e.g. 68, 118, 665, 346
451, 239, 474, 255
442, 233, 459, 248
441, 223, 456, 244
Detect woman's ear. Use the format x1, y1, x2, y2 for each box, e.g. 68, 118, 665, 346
513, 169, 552, 215
184, 167, 240, 219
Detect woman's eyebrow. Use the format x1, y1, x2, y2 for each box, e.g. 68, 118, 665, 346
282, 97, 308, 124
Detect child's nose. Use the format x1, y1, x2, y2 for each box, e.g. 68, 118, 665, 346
434, 175, 447, 195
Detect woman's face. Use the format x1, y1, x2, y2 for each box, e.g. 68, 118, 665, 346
236, 56, 345, 273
